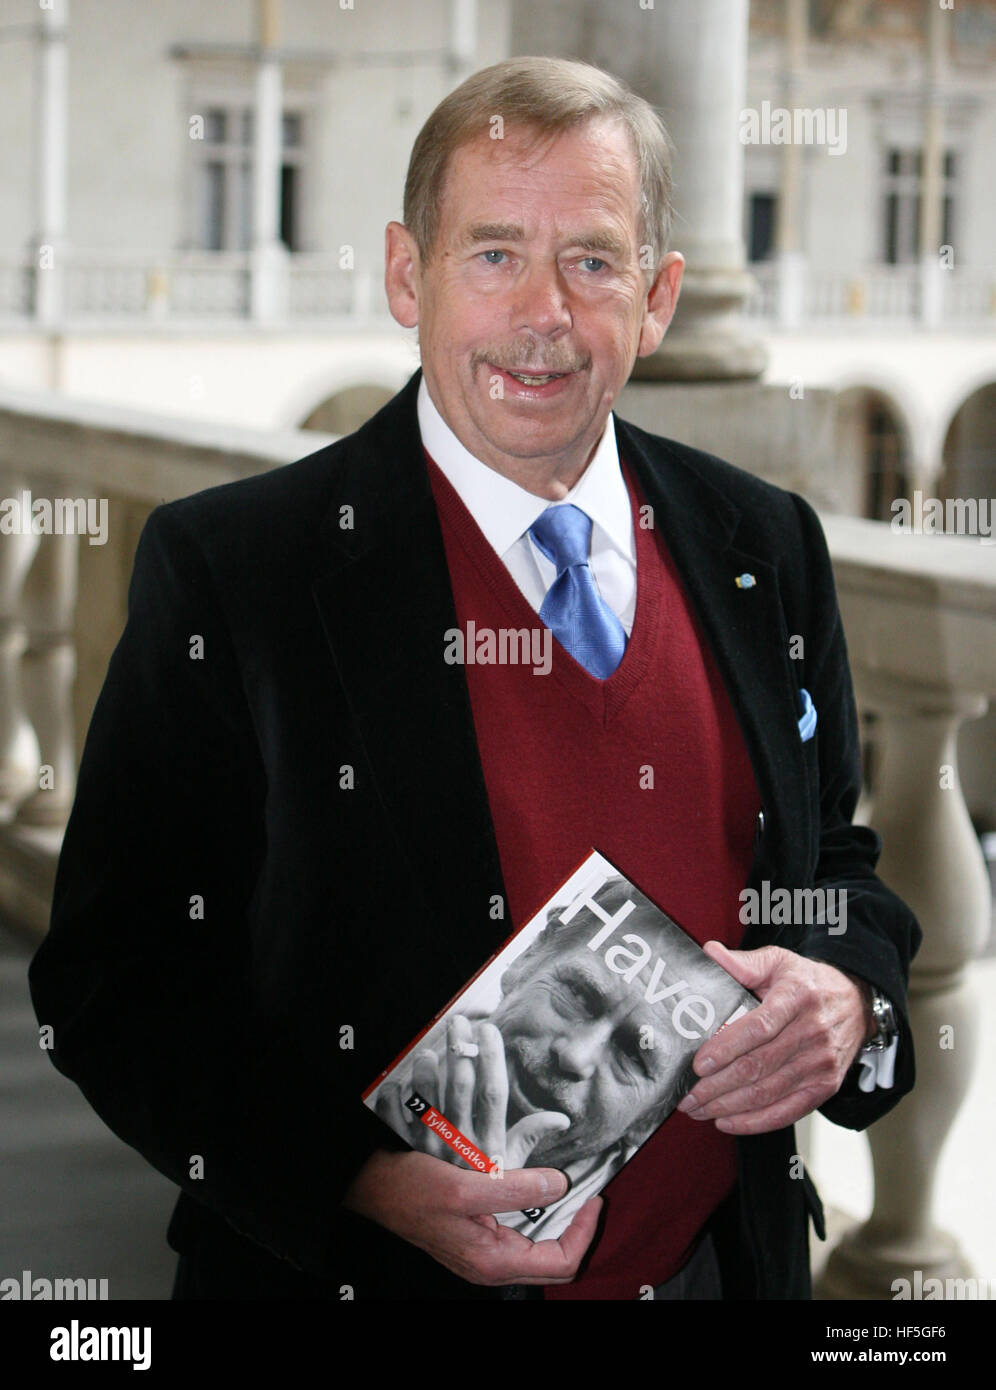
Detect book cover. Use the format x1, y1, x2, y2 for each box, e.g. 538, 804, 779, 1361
362, 849, 759, 1241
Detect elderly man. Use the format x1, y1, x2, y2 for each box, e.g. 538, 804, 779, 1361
30, 56, 919, 1301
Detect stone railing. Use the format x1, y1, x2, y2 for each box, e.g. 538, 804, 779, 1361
0, 387, 993, 1299
2, 251, 994, 329
0, 385, 332, 929
745, 261, 996, 327
816, 514, 996, 1298
0, 250, 391, 326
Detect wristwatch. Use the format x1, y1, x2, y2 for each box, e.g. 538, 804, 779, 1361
861, 987, 898, 1053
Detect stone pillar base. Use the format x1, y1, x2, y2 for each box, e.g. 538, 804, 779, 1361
817, 1223, 974, 1301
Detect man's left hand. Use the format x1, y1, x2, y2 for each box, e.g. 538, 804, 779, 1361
676, 942, 874, 1134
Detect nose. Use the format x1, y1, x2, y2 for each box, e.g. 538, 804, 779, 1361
551, 1020, 611, 1081
510, 260, 573, 339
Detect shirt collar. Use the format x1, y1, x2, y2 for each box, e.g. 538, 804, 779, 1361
417, 374, 634, 563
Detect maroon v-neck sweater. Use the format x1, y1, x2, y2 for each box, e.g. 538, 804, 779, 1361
425, 449, 759, 1299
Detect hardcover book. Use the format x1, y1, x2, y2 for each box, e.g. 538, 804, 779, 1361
363, 849, 759, 1240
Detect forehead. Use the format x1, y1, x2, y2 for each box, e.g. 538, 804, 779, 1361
535, 925, 679, 1018
439, 118, 642, 234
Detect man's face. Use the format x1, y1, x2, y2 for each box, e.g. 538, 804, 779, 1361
386, 118, 683, 495
490, 920, 685, 1169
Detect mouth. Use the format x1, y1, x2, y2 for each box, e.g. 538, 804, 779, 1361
487, 364, 578, 398
506, 1050, 574, 1126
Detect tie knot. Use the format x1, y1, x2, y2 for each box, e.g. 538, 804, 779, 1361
528, 504, 593, 574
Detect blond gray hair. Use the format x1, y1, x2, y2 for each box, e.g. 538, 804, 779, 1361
403, 56, 675, 275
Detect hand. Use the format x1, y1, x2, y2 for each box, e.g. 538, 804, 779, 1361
374, 1013, 571, 1171
342, 1148, 602, 1285
675, 942, 872, 1134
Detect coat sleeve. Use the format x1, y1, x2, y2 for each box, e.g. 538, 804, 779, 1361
28, 502, 382, 1278
780, 492, 922, 1130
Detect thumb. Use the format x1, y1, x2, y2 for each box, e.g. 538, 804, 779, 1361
506, 1111, 571, 1170
703, 939, 781, 993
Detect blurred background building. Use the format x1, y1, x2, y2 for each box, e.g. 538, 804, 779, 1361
0, 0, 993, 1301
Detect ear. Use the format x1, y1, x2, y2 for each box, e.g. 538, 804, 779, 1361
636, 251, 685, 357
384, 220, 421, 329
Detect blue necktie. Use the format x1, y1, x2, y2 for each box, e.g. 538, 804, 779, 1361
528, 505, 627, 679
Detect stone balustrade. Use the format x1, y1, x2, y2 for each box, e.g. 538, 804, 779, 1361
0, 386, 992, 1300
1, 251, 994, 329
815, 514, 996, 1298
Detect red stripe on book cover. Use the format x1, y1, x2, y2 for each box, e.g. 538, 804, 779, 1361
416, 1103, 499, 1176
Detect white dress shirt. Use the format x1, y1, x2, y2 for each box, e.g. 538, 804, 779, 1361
416, 374, 894, 1091
417, 375, 637, 633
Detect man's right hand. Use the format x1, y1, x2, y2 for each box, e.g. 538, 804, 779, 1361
342, 1148, 602, 1286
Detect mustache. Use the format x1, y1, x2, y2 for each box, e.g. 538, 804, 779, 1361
506, 1043, 582, 1124
474, 348, 590, 375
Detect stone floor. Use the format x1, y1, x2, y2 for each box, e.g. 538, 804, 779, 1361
0, 923, 178, 1299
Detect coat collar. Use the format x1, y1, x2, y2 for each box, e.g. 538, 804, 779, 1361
311, 369, 809, 949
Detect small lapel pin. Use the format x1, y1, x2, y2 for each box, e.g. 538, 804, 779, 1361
735, 573, 756, 589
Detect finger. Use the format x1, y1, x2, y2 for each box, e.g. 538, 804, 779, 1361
450, 1164, 570, 1218
682, 1015, 816, 1110
711, 1086, 829, 1135
473, 1022, 509, 1165
445, 1015, 478, 1138
701, 940, 784, 993
692, 977, 802, 1077
504, 1197, 603, 1284
412, 1049, 441, 1111
684, 1030, 837, 1122
374, 1082, 414, 1133
411, 1050, 446, 1159
505, 1111, 571, 1170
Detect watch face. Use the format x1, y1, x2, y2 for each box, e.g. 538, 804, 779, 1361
870, 990, 897, 1045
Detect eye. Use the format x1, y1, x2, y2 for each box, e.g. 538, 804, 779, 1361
619, 1039, 653, 1080
479, 249, 507, 265
551, 978, 598, 1019
579, 257, 607, 273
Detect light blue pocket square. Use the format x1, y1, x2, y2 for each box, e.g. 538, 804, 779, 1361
797, 687, 817, 742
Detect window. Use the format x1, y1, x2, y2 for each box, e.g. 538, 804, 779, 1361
883, 146, 956, 264
748, 192, 778, 263
194, 103, 305, 251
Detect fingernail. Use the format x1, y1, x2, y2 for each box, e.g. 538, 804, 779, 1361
540, 1169, 571, 1199
697, 1057, 716, 1076
677, 1094, 699, 1113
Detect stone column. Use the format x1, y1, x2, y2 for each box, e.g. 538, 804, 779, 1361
250, 0, 289, 322
31, 0, 69, 328
15, 529, 79, 828
818, 674, 990, 1298
775, 0, 807, 329
590, 0, 766, 380
0, 488, 40, 806
449, 0, 478, 80
918, 0, 946, 328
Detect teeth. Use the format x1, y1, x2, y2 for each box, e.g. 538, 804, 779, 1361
509, 372, 561, 385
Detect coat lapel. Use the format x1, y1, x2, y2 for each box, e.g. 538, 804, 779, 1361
309, 372, 508, 965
